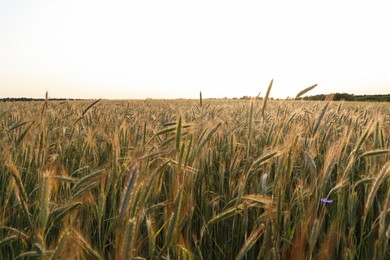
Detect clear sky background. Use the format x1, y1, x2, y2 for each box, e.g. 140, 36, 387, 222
0, 0, 389, 99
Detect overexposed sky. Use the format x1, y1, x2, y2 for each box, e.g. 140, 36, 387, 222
0, 0, 389, 99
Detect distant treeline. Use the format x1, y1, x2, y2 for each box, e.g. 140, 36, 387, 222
298, 93, 390, 102
0, 98, 82, 102
236, 93, 390, 102
1, 93, 389, 102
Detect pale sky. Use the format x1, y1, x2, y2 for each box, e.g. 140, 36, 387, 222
0, 0, 389, 99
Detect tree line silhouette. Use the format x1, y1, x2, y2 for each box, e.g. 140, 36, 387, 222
0, 97, 81, 102
1, 93, 389, 102
297, 93, 390, 102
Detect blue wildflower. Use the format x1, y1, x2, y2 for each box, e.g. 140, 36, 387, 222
320, 198, 333, 204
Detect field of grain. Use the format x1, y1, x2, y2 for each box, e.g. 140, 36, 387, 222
0, 97, 389, 259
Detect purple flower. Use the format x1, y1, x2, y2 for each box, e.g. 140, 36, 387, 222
320, 198, 333, 204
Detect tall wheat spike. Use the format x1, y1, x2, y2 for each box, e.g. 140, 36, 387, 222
295, 84, 317, 99
261, 79, 273, 120
176, 116, 182, 152
118, 168, 138, 223
37, 170, 52, 246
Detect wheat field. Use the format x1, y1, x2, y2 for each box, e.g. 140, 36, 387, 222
0, 96, 389, 259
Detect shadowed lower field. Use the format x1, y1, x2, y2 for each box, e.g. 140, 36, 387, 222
0, 99, 389, 259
